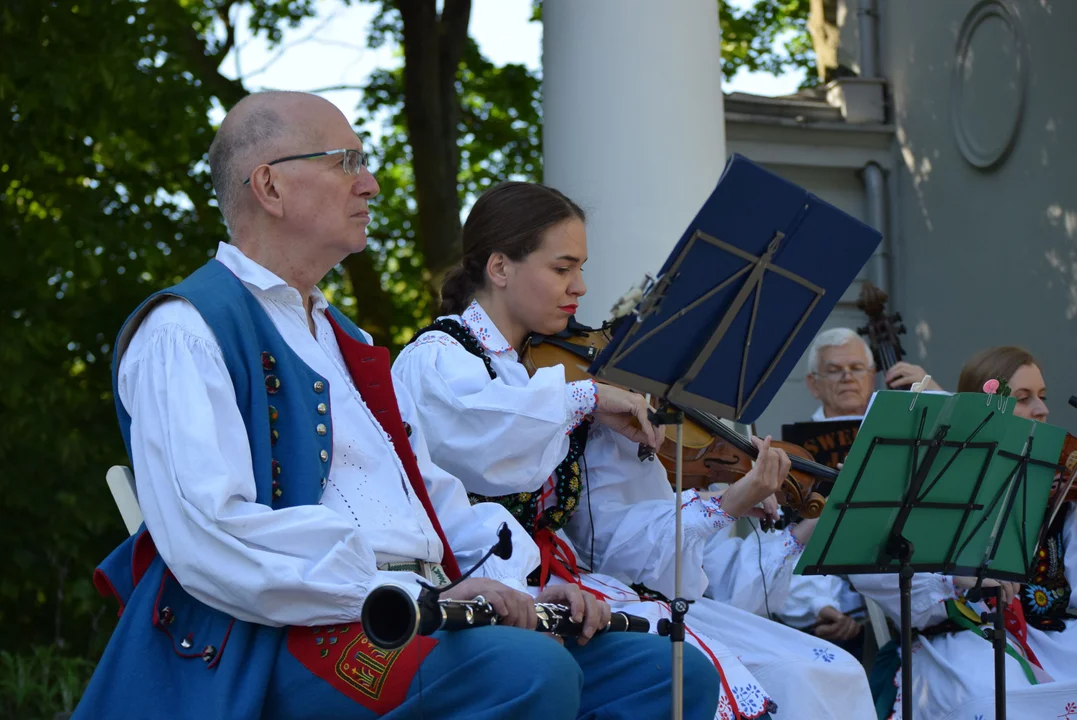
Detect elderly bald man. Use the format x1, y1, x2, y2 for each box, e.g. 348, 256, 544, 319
74, 92, 719, 720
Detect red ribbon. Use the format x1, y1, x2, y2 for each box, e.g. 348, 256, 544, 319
1000, 596, 1045, 670
533, 527, 611, 602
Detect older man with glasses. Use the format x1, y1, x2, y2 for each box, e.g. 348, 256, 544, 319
805, 327, 937, 420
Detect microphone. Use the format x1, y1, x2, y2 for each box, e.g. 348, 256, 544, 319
417, 522, 514, 597
492, 522, 513, 560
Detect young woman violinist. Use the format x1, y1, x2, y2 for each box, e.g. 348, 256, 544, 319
853, 346, 1077, 719
392, 181, 877, 720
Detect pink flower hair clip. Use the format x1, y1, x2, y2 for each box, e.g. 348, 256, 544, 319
983, 377, 1010, 410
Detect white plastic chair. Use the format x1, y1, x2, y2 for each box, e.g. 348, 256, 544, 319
865, 596, 893, 647
106, 465, 143, 536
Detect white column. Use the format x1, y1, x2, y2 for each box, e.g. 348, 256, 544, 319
542, 0, 726, 327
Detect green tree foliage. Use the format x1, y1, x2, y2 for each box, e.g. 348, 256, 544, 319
0, 0, 542, 670
1, 0, 231, 663
719, 0, 816, 89
1, 1, 809, 713
353, 1, 542, 344
530, 1, 815, 90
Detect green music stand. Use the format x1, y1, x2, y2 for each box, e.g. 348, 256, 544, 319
796, 390, 1065, 720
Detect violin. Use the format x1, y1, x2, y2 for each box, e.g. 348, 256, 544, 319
521, 318, 838, 518
1050, 430, 1077, 508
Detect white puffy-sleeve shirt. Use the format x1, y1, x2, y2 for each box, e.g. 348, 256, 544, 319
391, 301, 597, 497
117, 243, 537, 628
701, 518, 806, 616
566, 425, 740, 601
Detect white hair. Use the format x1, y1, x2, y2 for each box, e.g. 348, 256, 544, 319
807, 327, 874, 375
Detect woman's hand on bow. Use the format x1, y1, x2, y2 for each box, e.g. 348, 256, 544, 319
592, 384, 661, 449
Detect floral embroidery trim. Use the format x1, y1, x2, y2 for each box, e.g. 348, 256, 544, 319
567, 379, 598, 433
945, 576, 964, 602
410, 333, 460, 350
409, 318, 495, 380
812, 647, 836, 663
1019, 503, 1071, 631
779, 526, 806, 556
681, 491, 736, 531
730, 682, 771, 717
461, 300, 513, 354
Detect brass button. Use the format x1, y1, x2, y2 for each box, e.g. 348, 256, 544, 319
313, 380, 325, 393
316, 423, 327, 436
320, 449, 329, 462
202, 645, 217, 663
320, 477, 327, 489
317, 403, 327, 415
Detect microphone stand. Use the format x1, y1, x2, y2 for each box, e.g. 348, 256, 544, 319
414, 522, 514, 616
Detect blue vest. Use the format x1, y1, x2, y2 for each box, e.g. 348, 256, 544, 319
75, 260, 370, 719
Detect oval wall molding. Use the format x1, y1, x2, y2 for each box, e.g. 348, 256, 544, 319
949, 0, 1028, 171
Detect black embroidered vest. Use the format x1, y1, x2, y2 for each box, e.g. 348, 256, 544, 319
1021, 502, 1072, 632
408, 318, 589, 535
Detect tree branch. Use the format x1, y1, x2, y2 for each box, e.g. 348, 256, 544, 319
437, 0, 470, 221
439, 0, 472, 68
241, 9, 343, 81
215, 0, 240, 61
161, 0, 248, 107
395, 0, 466, 272
261, 84, 367, 94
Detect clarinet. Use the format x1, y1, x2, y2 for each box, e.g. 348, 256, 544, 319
361, 582, 651, 650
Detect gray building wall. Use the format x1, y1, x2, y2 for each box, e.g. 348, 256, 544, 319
728, 0, 1076, 436
881, 0, 1077, 428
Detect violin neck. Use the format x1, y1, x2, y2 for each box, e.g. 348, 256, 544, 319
679, 405, 837, 481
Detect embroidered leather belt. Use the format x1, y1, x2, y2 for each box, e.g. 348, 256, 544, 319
377, 560, 450, 587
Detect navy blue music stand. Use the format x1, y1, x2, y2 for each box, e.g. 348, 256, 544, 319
590, 153, 882, 425
586, 154, 882, 719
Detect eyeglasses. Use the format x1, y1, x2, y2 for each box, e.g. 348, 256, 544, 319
814, 366, 872, 381
243, 148, 369, 185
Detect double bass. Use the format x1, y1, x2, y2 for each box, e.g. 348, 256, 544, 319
856, 281, 908, 386
521, 317, 838, 519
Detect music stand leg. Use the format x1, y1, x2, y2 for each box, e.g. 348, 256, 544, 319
885, 530, 916, 720
899, 562, 913, 720
988, 585, 1006, 720
656, 418, 687, 720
